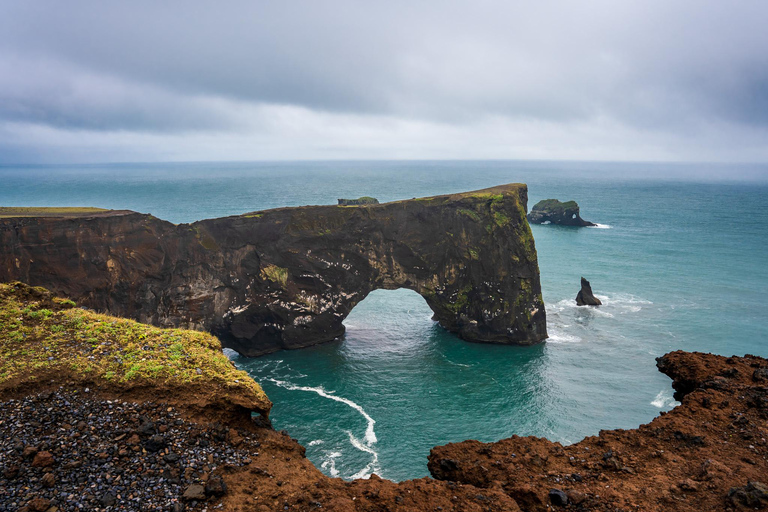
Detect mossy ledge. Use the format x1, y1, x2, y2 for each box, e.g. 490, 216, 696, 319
0, 282, 271, 417
0, 183, 546, 357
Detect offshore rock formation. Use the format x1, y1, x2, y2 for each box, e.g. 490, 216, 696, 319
527, 199, 596, 227
576, 276, 602, 306
337, 197, 379, 206
0, 184, 547, 357
429, 351, 768, 512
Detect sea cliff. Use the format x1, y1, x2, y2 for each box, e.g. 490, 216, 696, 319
0, 184, 546, 356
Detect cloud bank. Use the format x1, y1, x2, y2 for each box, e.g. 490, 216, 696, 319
1, 0, 767, 163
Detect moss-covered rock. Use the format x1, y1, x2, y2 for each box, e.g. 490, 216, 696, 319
0, 282, 271, 415
527, 199, 596, 227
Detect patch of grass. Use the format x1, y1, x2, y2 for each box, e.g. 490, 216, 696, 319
0, 207, 109, 218
261, 264, 289, 287
0, 282, 270, 413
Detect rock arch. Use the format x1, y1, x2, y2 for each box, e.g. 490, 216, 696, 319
0, 184, 547, 356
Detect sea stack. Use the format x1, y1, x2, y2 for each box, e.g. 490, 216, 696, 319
576, 277, 602, 306
527, 199, 596, 226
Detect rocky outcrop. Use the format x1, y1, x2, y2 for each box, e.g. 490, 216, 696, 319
0, 184, 547, 356
527, 199, 596, 226
337, 197, 379, 205
429, 351, 768, 511
576, 276, 602, 306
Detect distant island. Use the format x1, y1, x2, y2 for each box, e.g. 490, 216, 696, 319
338, 196, 379, 205
527, 198, 596, 227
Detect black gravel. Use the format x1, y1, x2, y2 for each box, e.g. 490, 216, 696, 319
0, 389, 261, 511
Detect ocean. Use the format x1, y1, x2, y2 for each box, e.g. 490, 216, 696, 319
2, 160, 767, 482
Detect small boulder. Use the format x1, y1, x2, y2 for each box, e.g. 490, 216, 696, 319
144, 434, 166, 453
41, 472, 56, 488
99, 492, 117, 508
26, 497, 51, 512
205, 475, 228, 497
31, 451, 54, 468
727, 481, 768, 508
576, 277, 602, 306
183, 484, 207, 502
549, 488, 569, 506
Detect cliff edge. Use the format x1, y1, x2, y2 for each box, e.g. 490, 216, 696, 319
0, 184, 547, 356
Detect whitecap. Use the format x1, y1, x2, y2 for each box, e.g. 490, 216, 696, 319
320, 451, 342, 477
651, 389, 680, 409
587, 223, 611, 229
308, 439, 324, 446
347, 431, 380, 479
547, 329, 582, 343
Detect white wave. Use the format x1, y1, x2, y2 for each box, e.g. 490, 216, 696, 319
547, 330, 582, 344
587, 223, 611, 229
320, 451, 342, 477
265, 377, 378, 479
308, 439, 324, 446
651, 389, 680, 409
347, 431, 380, 479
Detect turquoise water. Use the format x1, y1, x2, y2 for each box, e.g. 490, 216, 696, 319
2, 161, 767, 481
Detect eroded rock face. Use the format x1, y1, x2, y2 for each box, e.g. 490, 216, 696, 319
0, 184, 547, 356
429, 351, 768, 512
527, 199, 596, 227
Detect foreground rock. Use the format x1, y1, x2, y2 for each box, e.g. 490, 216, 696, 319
429, 351, 768, 511
0, 184, 546, 356
4, 283, 768, 511
576, 276, 602, 306
527, 199, 596, 226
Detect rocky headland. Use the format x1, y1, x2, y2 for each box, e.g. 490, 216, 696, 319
2, 283, 767, 511
527, 199, 596, 227
0, 184, 546, 357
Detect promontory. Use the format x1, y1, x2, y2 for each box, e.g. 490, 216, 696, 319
0, 184, 547, 356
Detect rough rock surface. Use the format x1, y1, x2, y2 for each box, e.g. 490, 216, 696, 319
576, 277, 602, 306
337, 197, 379, 206
0, 184, 547, 356
429, 351, 768, 511
527, 199, 596, 227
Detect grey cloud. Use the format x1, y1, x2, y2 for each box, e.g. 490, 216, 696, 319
0, 0, 767, 161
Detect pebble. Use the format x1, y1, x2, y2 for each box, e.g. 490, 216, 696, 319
0, 390, 259, 511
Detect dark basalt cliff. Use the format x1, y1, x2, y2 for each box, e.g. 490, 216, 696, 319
528, 198, 596, 227
0, 184, 547, 356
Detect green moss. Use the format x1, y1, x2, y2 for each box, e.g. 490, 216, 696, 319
446, 284, 473, 314
242, 212, 264, 218
0, 282, 269, 410
261, 264, 289, 287
530, 199, 578, 216
468, 248, 480, 260
457, 208, 481, 222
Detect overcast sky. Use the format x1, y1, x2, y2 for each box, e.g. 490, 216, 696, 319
1, 0, 767, 164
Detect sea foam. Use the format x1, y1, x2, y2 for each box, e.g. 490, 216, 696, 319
265, 377, 379, 478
